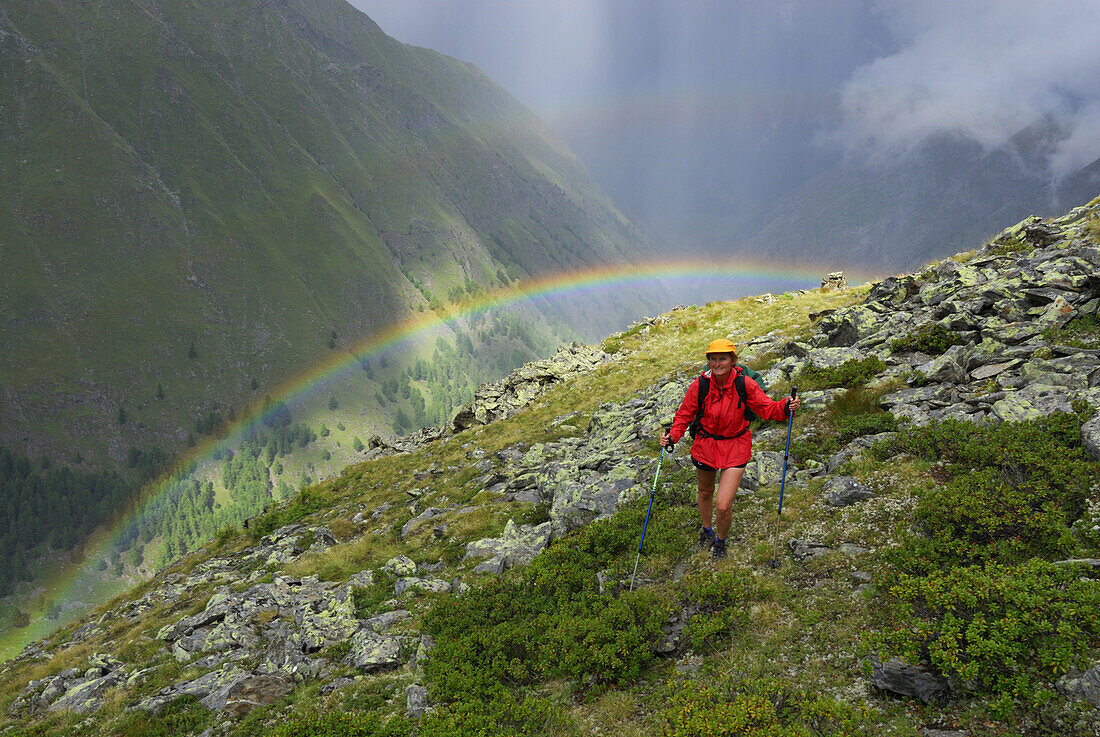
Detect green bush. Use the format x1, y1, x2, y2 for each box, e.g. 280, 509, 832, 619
677, 569, 762, 651
420, 693, 575, 737
795, 357, 886, 391
267, 711, 411, 737
878, 413, 1098, 573
655, 678, 874, 736
421, 486, 695, 724
889, 324, 965, 355
835, 413, 898, 443
872, 560, 1100, 700
1043, 314, 1100, 349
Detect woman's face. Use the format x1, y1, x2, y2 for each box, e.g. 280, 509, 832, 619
707, 353, 733, 380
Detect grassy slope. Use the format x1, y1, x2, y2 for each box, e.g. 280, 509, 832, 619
1, 271, 1097, 735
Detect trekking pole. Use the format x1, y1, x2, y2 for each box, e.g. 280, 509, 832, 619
768, 388, 797, 569
630, 427, 672, 592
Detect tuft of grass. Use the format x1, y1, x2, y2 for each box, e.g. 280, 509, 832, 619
795, 356, 887, 391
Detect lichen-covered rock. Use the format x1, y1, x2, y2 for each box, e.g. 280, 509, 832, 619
406, 684, 432, 718
382, 555, 417, 577
1057, 663, 1100, 707
394, 577, 451, 596
464, 520, 551, 570
134, 666, 251, 714
345, 630, 402, 672
221, 674, 294, 718
452, 343, 610, 430
788, 539, 832, 562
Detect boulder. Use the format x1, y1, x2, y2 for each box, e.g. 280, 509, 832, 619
45, 670, 125, 714
221, 675, 294, 718
867, 655, 949, 704
1082, 414, 1100, 462
382, 555, 417, 577
824, 477, 875, 507
463, 520, 551, 570
788, 539, 832, 562
1057, 664, 1100, 708
406, 684, 432, 719
345, 630, 402, 672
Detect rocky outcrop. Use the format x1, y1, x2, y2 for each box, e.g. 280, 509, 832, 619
452, 343, 610, 431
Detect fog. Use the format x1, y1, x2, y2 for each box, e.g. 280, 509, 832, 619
349, 0, 1100, 250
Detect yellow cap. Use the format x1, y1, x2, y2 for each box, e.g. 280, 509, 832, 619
705, 338, 737, 356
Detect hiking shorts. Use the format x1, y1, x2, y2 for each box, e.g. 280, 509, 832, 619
692, 456, 746, 472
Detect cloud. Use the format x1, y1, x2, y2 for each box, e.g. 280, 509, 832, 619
833, 0, 1100, 176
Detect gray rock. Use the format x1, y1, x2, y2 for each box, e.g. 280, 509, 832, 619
825, 433, 896, 473
406, 684, 432, 719
135, 667, 250, 714
788, 539, 832, 561
45, 671, 125, 714
805, 346, 867, 368
1082, 414, 1100, 461
472, 555, 506, 576
1057, 663, 1100, 707
823, 476, 875, 507
868, 655, 948, 704
464, 520, 551, 570
382, 555, 417, 577
394, 577, 451, 596
221, 675, 294, 718
345, 630, 402, 672
363, 609, 410, 633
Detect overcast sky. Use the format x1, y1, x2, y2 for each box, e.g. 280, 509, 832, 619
349, 0, 1100, 249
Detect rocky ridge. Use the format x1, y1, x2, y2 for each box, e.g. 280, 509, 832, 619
3, 202, 1100, 731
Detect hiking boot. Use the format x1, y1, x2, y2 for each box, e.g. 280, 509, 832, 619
711, 538, 727, 560
698, 526, 715, 549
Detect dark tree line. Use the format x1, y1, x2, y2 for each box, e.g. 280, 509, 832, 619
0, 446, 131, 596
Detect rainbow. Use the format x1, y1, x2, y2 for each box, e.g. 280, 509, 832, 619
1, 257, 862, 658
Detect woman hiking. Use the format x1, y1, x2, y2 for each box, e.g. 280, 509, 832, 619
660, 338, 800, 559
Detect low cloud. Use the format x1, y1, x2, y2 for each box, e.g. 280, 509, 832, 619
833, 0, 1100, 177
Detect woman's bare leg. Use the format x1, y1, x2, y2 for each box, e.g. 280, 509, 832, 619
696, 468, 716, 528
714, 467, 745, 540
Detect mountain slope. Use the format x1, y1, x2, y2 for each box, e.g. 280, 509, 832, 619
740, 120, 1100, 272
0, 0, 650, 467
1, 197, 1098, 735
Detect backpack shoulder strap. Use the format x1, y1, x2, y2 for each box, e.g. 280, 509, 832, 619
688, 375, 710, 438
734, 371, 747, 408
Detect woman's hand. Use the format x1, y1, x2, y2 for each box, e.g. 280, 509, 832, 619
659, 430, 673, 448
788, 397, 802, 413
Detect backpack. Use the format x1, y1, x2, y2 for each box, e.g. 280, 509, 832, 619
687, 366, 768, 439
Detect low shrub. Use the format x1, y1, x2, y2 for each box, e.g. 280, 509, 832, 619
877, 412, 1098, 573
248, 487, 328, 542
677, 569, 763, 651
655, 677, 874, 736
872, 560, 1100, 700
836, 413, 898, 443
889, 324, 965, 355
795, 357, 886, 391
267, 711, 411, 737
1043, 314, 1100, 349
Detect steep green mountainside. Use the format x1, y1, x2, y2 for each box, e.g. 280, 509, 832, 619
741, 119, 1100, 272
0, 0, 651, 470
2, 199, 1098, 735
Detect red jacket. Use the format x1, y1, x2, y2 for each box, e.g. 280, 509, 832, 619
669, 367, 791, 469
